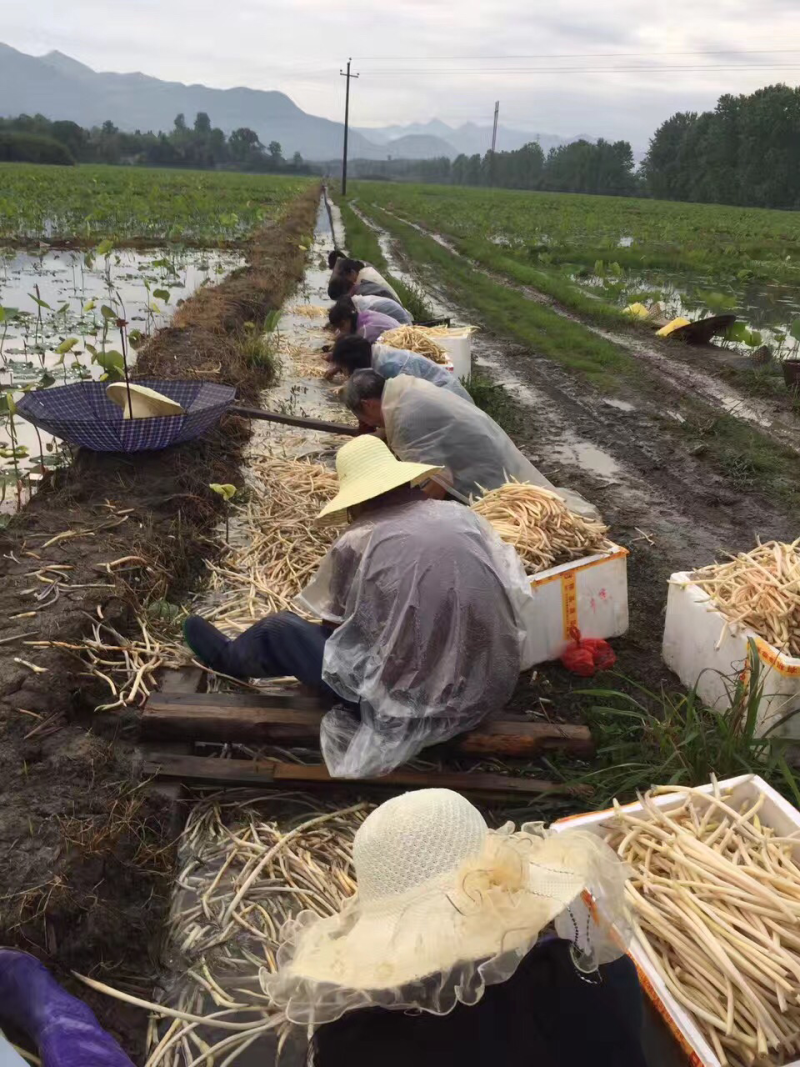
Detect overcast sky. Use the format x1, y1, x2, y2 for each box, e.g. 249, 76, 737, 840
5, 0, 800, 148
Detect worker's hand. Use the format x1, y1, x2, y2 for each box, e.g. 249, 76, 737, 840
323, 365, 340, 381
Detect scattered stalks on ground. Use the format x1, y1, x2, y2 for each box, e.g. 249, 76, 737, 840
28, 616, 185, 710
203, 456, 342, 633
289, 305, 328, 319
605, 779, 800, 1067
691, 540, 800, 657
471, 480, 611, 573
79, 795, 369, 1066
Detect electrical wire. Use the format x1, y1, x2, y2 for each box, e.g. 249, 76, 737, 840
351, 47, 800, 61
355, 65, 800, 75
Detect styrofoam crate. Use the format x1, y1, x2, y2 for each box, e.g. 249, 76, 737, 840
552, 774, 800, 1067
519, 543, 629, 666
435, 333, 471, 381
663, 573, 800, 736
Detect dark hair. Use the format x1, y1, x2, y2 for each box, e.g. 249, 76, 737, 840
328, 297, 358, 332
338, 257, 364, 274
331, 335, 372, 374
341, 368, 385, 414
328, 249, 346, 269
328, 258, 365, 300
328, 274, 352, 300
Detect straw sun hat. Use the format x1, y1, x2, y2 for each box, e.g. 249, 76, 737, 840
263, 789, 632, 1025
316, 435, 442, 521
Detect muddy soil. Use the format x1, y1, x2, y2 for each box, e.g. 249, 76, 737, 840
0, 185, 320, 1060
361, 212, 798, 731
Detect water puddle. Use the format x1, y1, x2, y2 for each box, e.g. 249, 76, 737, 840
477, 352, 622, 481
549, 439, 622, 480
0, 245, 244, 513
576, 263, 800, 360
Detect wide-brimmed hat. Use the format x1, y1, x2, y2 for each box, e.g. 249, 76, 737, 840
317, 436, 442, 522
263, 789, 631, 1025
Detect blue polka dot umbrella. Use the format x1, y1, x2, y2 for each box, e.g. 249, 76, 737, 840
16, 379, 237, 453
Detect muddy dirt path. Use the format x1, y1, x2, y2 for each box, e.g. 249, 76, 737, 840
354, 209, 797, 706
373, 207, 800, 457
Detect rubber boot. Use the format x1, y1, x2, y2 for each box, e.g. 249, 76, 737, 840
0, 950, 135, 1067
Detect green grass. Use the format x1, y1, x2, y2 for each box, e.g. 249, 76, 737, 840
462, 371, 518, 432
555, 643, 800, 808
0, 163, 314, 245
352, 181, 800, 280
356, 199, 640, 392
350, 180, 800, 342
355, 196, 800, 514
684, 413, 800, 510
337, 197, 435, 320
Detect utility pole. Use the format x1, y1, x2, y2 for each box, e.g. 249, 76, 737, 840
489, 100, 500, 186
340, 58, 359, 196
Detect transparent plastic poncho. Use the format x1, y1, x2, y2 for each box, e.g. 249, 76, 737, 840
353, 295, 412, 324
382, 376, 596, 516
295, 499, 536, 778
372, 343, 473, 402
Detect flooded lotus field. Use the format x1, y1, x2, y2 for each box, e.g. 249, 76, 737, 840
0, 165, 314, 517
0, 245, 244, 511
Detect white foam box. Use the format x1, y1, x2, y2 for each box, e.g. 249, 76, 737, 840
552, 774, 800, 1067
663, 572, 800, 737
523, 543, 629, 666
436, 332, 472, 381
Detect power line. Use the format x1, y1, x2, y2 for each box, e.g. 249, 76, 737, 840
357, 65, 800, 75
351, 47, 800, 61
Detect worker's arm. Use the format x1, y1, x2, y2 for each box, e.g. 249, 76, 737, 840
420, 468, 454, 500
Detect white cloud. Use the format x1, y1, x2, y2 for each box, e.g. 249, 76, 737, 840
4, 0, 799, 146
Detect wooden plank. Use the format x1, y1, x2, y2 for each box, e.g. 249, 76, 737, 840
142, 693, 594, 758
143, 752, 585, 799
148, 691, 330, 713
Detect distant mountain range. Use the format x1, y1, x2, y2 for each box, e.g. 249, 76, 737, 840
354, 119, 593, 159
0, 43, 597, 162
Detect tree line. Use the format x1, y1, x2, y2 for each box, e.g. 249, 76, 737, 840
0, 112, 312, 173
351, 138, 638, 197
642, 85, 800, 210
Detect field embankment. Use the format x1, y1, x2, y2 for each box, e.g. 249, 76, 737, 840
0, 177, 320, 1057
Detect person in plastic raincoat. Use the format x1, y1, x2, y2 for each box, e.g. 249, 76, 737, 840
341, 370, 596, 515
351, 293, 412, 325
183, 436, 537, 778
328, 298, 399, 344
328, 335, 472, 402
328, 255, 401, 303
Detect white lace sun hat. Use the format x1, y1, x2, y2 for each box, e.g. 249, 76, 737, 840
263, 789, 632, 1026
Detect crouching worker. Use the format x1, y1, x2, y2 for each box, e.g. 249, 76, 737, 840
329, 335, 472, 401
184, 436, 536, 778
328, 297, 399, 343
264, 789, 647, 1067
